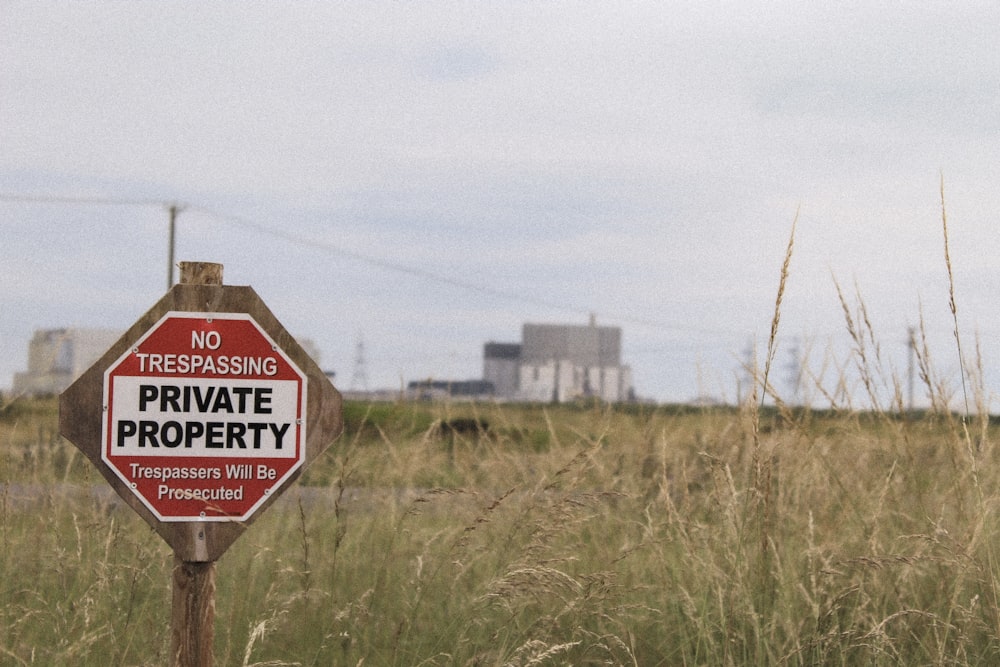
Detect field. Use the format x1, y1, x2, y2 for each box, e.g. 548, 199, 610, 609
4, 210, 999, 665
3, 390, 1000, 666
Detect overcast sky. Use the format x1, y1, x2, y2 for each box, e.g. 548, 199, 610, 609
3, 2, 1000, 406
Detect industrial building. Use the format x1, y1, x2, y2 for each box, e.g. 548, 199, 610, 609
12, 322, 633, 404
484, 320, 634, 403
407, 379, 495, 401
12, 328, 121, 396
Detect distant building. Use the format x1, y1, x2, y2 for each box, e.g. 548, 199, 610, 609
482, 342, 521, 398
13, 328, 121, 396
407, 379, 495, 401
484, 319, 634, 403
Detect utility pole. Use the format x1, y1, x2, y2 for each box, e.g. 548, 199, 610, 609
907, 326, 916, 412
785, 337, 802, 406
167, 204, 179, 290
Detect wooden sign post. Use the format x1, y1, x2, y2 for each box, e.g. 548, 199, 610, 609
59, 262, 343, 666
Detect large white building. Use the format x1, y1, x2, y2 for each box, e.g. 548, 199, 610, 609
484, 320, 634, 403
13, 328, 121, 396
11, 328, 325, 397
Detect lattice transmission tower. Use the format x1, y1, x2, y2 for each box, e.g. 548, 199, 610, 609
350, 335, 368, 391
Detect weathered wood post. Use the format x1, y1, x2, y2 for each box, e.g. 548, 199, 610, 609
59, 261, 343, 667
170, 262, 223, 667
172, 557, 216, 666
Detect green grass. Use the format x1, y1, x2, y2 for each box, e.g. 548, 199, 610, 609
3, 392, 1000, 666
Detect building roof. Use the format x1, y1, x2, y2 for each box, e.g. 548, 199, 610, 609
483, 342, 521, 360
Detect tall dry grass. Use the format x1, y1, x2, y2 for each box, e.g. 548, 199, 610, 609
3, 199, 1000, 664
5, 391, 1000, 665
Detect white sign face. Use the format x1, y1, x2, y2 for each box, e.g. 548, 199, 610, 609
108, 377, 301, 458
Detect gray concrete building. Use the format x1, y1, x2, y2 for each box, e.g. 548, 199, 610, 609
482, 342, 521, 399
13, 328, 121, 396
484, 320, 634, 403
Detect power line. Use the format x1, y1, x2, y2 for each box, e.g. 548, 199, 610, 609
0, 193, 171, 208
2, 192, 184, 293
189, 204, 742, 337
1, 191, 747, 337
190, 204, 594, 315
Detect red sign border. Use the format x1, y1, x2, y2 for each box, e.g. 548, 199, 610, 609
100, 311, 308, 523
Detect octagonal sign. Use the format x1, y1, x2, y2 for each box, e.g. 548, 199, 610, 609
101, 311, 307, 522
